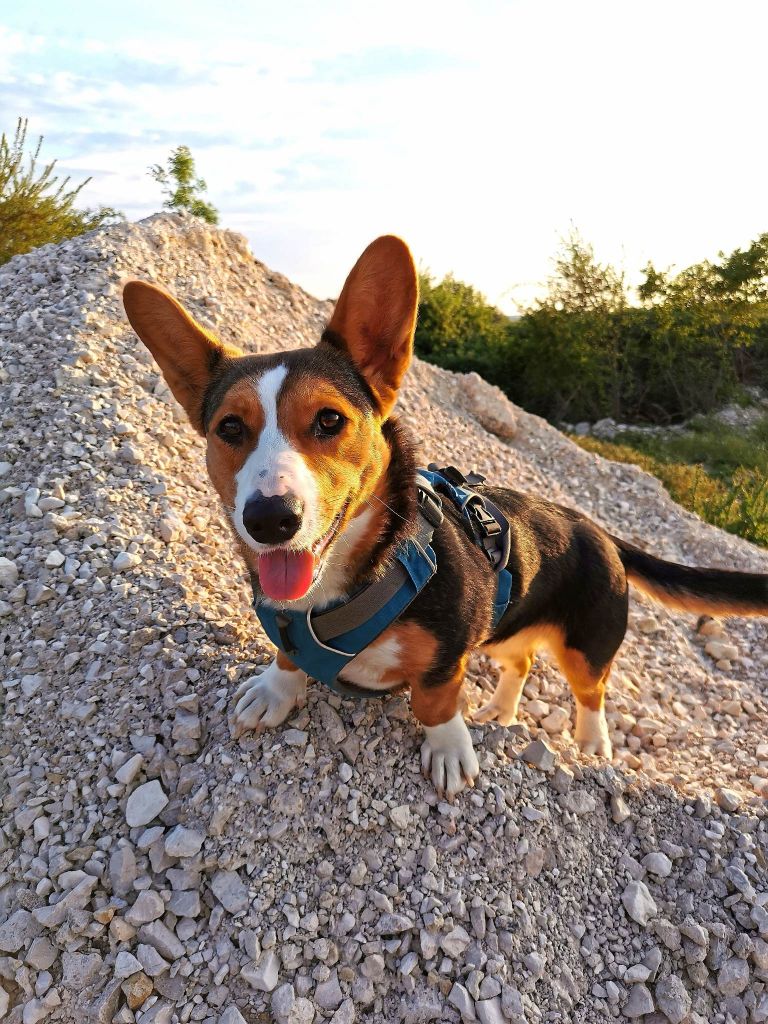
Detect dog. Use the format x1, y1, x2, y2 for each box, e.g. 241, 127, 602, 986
123, 235, 768, 798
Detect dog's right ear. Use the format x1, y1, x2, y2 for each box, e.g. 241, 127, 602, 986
122, 281, 241, 434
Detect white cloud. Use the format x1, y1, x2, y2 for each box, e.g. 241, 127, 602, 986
3, 1, 768, 310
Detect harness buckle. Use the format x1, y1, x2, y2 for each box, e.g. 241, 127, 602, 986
416, 484, 444, 529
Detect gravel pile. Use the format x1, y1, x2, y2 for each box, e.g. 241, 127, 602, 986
1, 213, 766, 1024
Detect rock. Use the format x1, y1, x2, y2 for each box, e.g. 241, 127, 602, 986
315, 969, 343, 1010
389, 805, 411, 830
242, 950, 280, 992
271, 983, 295, 1022
461, 372, 518, 440
0, 556, 19, 587
622, 881, 657, 927
168, 889, 200, 917
33, 876, 98, 927
211, 870, 249, 914
0, 909, 42, 952
622, 984, 654, 1017
714, 787, 741, 812
125, 890, 165, 926
113, 550, 142, 571
541, 705, 569, 733
125, 780, 168, 827
109, 845, 138, 897
475, 997, 505, 1024
26, 937, 57, 970
654, 974, 691, 1024
86, 978, 123, 1024
62, 950, 103, 989
115, 753, 144, 785
642, 852, 672, 878
330, 999, 355, 1024
448, 982, 477, 1021
441, 925, 472, 958
115, 950, 144, 979
122, 970, 154, 1009
376, 913, 415, 934
136, 920, 185, 961
219, 1010, 248, 1024
717, 956, 749, 996
519, 738, 556, 771
500, 985, 525, 1021
704, 640, 738, 661
611, 795, 631, 823
135, 944, 169, 978
164, 824, 205, 858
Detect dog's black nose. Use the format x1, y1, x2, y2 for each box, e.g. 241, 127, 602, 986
242, 493, 304, 545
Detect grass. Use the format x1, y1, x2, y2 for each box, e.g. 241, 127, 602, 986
572, 414, 768, 548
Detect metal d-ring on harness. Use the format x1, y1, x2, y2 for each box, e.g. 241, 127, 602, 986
252, 465, 514, 697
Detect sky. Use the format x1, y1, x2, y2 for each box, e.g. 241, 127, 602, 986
2, 0, 767, 312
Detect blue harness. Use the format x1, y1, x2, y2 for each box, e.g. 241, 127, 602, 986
252, 466, 513, 697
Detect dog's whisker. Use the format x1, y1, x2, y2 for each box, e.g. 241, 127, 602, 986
366, 492, 409, 522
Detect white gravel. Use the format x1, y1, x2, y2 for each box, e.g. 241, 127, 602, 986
0, 212, 766, 1023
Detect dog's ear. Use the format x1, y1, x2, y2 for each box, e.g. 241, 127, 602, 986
122, 281, 241, 434
325, 235, 418, 418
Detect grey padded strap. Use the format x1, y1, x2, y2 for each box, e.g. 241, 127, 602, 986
311, 512, 437, 643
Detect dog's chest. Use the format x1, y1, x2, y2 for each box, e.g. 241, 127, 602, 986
339, 634, 404, 691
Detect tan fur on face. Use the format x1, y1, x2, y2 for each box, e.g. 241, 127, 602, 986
273, 372, 390, 554
205, 378, 266, 513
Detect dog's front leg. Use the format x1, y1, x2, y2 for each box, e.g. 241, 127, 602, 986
411, 660, 479, 800
231, 651, 307, 739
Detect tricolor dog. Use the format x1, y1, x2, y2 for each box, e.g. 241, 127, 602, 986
123, 236, 768, 798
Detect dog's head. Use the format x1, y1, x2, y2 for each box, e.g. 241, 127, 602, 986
123, 235, 418, 603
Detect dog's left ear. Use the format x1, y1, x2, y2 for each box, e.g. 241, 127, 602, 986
325, 235, 418, 418
122, 280, 241, 434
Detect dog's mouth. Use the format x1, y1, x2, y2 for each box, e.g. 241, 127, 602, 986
257, 509, 345, 602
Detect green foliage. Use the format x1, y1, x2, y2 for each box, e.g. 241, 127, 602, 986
150, 146, 219, 224
574, 420, 768, 548
0, 118, 120, 265
415, 272, 512, 384
414, 231, 768, 425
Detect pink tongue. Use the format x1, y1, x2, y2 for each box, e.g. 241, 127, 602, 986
258, 549, 316, 601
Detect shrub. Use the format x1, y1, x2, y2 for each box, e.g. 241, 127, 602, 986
149, 146, 219, 225
0, 118, 119, 265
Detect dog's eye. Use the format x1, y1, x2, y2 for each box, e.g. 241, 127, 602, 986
216, 415, 245, 444
315, 409, 345, 436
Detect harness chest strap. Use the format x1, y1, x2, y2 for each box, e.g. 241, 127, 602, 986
251, 469, 514, 696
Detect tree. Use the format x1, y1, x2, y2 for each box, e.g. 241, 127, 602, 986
0, 118, 120, 265
149, 146, 219, 224
543, 232, 627, 315
414, 272, 512, 385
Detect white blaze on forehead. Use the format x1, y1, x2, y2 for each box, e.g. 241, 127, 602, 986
233, 364, 319, 550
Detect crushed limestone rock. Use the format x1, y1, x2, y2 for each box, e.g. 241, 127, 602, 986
0, 213, 766, 1022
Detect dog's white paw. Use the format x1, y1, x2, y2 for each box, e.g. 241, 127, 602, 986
231, 660, 307, 739
574, 705, 613, 758
421, 712, 480, 800
472, 698, 518, 727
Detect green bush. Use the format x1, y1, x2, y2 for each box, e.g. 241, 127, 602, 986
0, 118, 119, 265
414, 232, 768, 425
574, 427, 768, 548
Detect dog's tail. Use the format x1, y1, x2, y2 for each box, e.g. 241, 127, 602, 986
612, 536, 768, 616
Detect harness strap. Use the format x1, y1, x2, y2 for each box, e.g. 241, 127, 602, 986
250, 468, 514, 694
310, 511, 437, 641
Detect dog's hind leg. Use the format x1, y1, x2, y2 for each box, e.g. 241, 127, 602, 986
556, 647, 614, 758
472, 652, 532, 727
